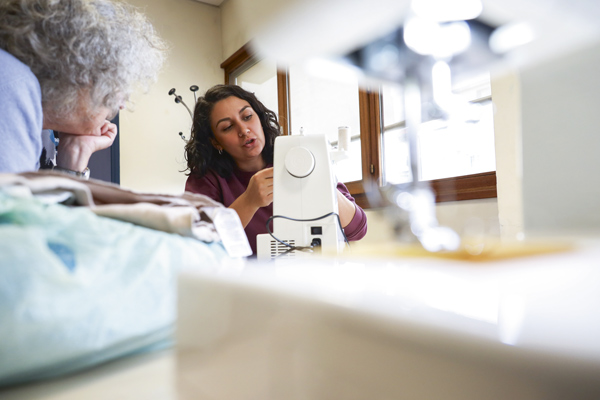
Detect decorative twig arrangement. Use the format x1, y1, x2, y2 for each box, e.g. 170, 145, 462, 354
168, 85, 199, 142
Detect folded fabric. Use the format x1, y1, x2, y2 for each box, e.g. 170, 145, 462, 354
0, 171, 223, 243
0, 188, 235, 387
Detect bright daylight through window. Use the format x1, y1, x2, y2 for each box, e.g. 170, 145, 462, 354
381, 74, 495, 185
221, 44, 498, 208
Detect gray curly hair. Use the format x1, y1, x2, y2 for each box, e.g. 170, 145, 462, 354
0, 0, 167, 118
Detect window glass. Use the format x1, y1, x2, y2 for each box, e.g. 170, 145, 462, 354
288, 63, 362, 183
382, 74, 495, 184
232, 58, 279, 124
418, 100, 496, 180
381, 84, 404, 126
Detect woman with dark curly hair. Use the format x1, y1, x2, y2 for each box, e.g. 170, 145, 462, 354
184, 84, 367, 255
0, 0, 166, 176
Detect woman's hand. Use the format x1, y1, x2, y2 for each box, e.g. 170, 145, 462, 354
230, 167, 273, 228
244, 167, 274, 208
56, 120, 118, 172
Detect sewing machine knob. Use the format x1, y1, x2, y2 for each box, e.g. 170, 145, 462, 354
285, 146, 315, 178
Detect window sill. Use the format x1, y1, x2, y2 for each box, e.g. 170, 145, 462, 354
349, 171, 497, 209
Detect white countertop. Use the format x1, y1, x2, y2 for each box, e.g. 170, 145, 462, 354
177, 240, 600, 399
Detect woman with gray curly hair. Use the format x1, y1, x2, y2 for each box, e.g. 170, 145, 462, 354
0, 0, 166, 176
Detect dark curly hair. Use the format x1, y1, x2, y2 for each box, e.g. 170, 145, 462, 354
184, 84, 281, 178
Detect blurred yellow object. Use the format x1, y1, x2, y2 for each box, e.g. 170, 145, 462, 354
348, 238, 575, 262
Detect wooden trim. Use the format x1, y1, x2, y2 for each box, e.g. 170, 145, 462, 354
358, 90, 371, 187
358, 88, 382, 191
221, 43, 253, 84
346, 182, 383, 210
367, 89, 383, 187
277, 68, 290, 135
353, 193, 371, 210
349, 171, 497, 209
430, 171, 497, 203
347, 179, 387, 210
344, 181, 365, 193
351, 87, 382, 209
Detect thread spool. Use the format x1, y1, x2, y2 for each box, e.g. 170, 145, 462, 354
338, 126, 350, 151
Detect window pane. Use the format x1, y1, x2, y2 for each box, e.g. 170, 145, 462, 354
335, 137, 363, 183
381, 84, 404, 126
288, 63, 362, 183
233, 58, 279, 123
382, 126, 412, 185
382, 74, 495, 184
418, 100, 496, 180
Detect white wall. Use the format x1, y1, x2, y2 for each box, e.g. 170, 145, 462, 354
120, 0, 223, 195
492, 70, 523, 240
221, 0, 278, 60
520, 41, 600, 235
220, 0, 253, 59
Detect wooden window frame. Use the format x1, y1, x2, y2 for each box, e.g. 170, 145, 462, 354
221, 43, 497, 209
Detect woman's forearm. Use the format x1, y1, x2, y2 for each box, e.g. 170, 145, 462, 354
337, 189, 357, 228
229, 192, 260, 228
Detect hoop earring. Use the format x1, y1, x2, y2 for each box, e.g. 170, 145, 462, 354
218, 148, 223, 155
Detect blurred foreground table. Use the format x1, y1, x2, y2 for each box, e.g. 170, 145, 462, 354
0, 350, 175, 400
177, 239, 600, 400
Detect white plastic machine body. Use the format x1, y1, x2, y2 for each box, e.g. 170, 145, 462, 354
257, 135, 345, 259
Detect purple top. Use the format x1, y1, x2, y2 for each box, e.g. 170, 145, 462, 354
185, 167, 368, 255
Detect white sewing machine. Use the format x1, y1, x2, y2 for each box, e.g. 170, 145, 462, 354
256, 134, 345, 259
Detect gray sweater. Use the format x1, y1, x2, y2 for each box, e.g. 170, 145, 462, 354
0, 48, 43, 173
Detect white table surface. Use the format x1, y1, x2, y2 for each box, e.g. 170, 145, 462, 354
0, 350, 175, 400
